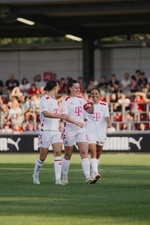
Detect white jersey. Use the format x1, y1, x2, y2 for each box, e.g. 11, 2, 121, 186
61, 95, 88, 131
40, 94, 60, 131
84, 100, 110, 141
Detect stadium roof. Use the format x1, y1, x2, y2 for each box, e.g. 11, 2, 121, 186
0, 0, 150, 39
1, 0, 150, 83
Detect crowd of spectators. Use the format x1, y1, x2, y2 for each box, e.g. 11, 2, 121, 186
0, 69, 150, 133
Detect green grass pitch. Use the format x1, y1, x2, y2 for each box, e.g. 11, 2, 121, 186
0, 153, 150, 225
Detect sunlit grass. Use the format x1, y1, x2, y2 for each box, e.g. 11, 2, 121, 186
0, 153, 150, 225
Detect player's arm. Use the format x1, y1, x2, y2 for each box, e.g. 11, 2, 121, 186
104, 102, 112, 128
105, 116, 112, 128
62, 113, 85, 128
42, 110, 61, 119
42, 111, 68, 120
58, 119, 64, 132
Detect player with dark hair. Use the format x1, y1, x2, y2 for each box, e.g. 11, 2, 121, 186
32, 80, 67, 185
84, 88, 111, 182
61, 78, 95, 184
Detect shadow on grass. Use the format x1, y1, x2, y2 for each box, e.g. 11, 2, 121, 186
0, 163, 150, 224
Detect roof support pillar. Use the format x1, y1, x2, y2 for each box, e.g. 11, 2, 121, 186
82, 38, 94, 87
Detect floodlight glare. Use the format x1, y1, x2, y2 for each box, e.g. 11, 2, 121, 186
16, 17, 35, 26
65, 34, 82, 42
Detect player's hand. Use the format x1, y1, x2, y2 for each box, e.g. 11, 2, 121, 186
107, 122, 112, 128
87, 100, 94, 105
58, 122, 64, 132
60, 114, 69, 120
75, 122, 85, 128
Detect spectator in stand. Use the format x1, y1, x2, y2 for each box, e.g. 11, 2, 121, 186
28, 83, 40, 95
131, 92, 148, 113
5, 73, 19, 94
34, 74, 45, 89
97, 75, 108, 92
146, 83, 150, 99
107, 74, 120, 93
111, 112, 123, 130
0, 103, 10, 127
21, 94, 39, 128
24, 105, 37, 125
99, 92, 106, 102
130, 75, 138, 93
113, 112, 122, 122
12, 123, 23, 133
20, 95, 31, 114
86, 77, 97, 93
58, 77, 67, 94
7, 97, 24, 126
77, 76, 86, 94
0, 80, 4, 95
135, 69, 141, 82
0, 91, 9, 104
136, 122, 149, 131
137, 71, 148, 92
1, 122, 12, 133
109, 93, 119, 112
30, 94, 40, 122
120, 72, 131, 96
120, 113, 135, 131
19, 77, 31, 96
115, 92, 131, 112
23, 121, 36, 132
30, 94, 40, 110
139, 123, 147, 131
39, 85, 46, 95
0, 96, 3, 105
10, 87, 23, 102
131, 92, 150, 127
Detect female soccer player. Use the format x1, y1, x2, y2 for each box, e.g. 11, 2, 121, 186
32, 80, 67, 185
84, 88, 111, 182
61, 78, 95, 184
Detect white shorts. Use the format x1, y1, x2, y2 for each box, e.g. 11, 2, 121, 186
38, 130, 63, 148
86, 130, 106, 146
62, 129, 88, 146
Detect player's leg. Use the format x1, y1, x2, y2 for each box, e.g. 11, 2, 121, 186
96, 145, 103, 169
32, 130, 50, 184
76, 131, 94, 184
77, 141, 92, 183
89, 143, 99, 178
52, 141, 65, 185
86, 130, 100, 182
33, 147, 49, 184
61, 131, 75, 184
61, 145, 73, 184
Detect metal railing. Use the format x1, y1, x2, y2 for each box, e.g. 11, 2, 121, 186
0, 94, 150, 132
